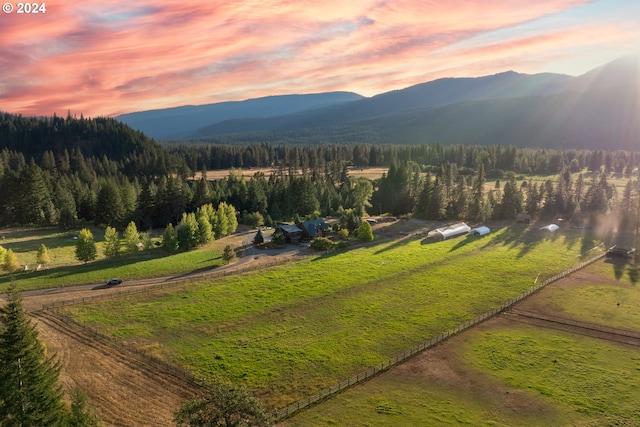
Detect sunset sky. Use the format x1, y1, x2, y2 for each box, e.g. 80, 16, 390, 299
1, 0, 638, 117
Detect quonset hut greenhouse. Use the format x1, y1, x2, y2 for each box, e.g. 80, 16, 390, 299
427, 222, 471, 240
470, 226, 490, 236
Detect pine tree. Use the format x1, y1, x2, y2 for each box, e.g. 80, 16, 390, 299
177, 213, 199, 250
123, 221, 140, 253
356, 221, 374, 242
197, 213, 214, 245
103, 226, 120, 257
223, 202, 238, 236
161, 224, 179, 252
75, 228, 97, 263
36, 244, 51, 267
3, 249, 20, 273
94, 180, 124, 227
0, 284, 66, 425
222, 245, 236, 265
14, 159, 51, 225
66, 387, 100, 427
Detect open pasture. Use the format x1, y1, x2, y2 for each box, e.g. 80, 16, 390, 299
193, 167, 390, 181
62, 224, 603, 409
287, 259, 640, 426
0, 227, 225, 293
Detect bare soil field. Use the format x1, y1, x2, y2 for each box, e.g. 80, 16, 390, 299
33, 311, 200, 426
17, 221, 621, 426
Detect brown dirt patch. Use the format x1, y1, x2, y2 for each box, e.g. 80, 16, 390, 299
390, 318, 553, 416
33, 312, 199, 426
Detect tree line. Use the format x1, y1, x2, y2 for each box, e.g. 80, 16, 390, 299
1, 112, 640, 238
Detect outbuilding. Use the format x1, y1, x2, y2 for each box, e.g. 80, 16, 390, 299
470, 226, 490, 236
427, 222, 471, 241
273, 224, 304, 244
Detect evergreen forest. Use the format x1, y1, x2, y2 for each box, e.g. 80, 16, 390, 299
1, 112, 639, 244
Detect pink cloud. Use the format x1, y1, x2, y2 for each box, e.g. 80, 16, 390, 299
1, 0, 636, 118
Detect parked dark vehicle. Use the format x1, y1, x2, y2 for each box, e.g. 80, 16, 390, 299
106, 278, 123, 286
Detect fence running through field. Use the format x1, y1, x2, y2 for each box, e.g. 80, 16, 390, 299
40, 251, 606, 422
272, 251, 606, 420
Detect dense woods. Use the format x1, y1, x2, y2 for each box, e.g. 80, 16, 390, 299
0, 112, 639, 246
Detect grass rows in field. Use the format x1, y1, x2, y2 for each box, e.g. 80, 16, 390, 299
62, 225, 597, 408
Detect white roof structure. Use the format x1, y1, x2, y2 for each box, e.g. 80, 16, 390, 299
428, 222, 471, 240
539, 224, 559, 232
470, 226, 490, 236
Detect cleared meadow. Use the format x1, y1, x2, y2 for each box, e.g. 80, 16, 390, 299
0, 227, 226, 293
61, 225, 603, 408
287, 261, 640, 426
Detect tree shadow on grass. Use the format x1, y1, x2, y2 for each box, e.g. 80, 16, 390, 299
372, 232, 425, 255
448, 234, 489, 252
628, 263, 640, 285
3, 232, 83, 254
605, 258, 626, 281
481, 224, 546, 258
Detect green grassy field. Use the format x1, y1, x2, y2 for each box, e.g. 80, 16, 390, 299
61, 225, 602, 408
0, 227, 225, 293
287, 324, 640, 426
284, 258, 640, 426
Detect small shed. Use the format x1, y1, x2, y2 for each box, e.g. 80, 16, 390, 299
470, 226, 490, 236
539, 224, 559, 232
428, 222, 471, 241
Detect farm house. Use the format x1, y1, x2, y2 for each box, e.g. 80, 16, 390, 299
427, 222, 471, 240
273, 224, 304, 244
298, 218, 329, 240
470, 226, 490, 236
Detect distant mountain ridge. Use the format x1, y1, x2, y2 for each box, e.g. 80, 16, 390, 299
116, 92, 363, 140
118, 55, 640, 149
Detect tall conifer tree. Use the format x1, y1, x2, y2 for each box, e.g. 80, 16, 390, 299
0, 284, 66, 425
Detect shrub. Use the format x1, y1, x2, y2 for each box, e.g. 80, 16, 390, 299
310, 237, 336, 251
337, 228, 350, 240
357, 221, 374, 242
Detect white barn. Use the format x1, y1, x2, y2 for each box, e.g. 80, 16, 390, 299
428, 222, 471, 240
470, 226, 490, 236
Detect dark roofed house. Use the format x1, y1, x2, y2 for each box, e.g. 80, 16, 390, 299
298, 219, 329, 241
273, 224, 303, 244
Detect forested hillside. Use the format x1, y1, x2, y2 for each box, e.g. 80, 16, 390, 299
0, 112, 174, 177
117, 92, 363, 140
0, 111, 638, 246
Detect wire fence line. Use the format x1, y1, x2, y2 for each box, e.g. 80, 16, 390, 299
40, 250, 606, 422
35, 309, 204, 387
272, 251, 606, 420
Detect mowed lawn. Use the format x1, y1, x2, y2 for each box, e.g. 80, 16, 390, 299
0, 227, 226, 293
62, 225, 602, 408
288, 261, 640, 426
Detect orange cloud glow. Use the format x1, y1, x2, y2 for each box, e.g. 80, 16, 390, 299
0, 0, 638, 117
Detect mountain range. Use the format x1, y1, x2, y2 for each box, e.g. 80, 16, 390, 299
117, 55, 640, 150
